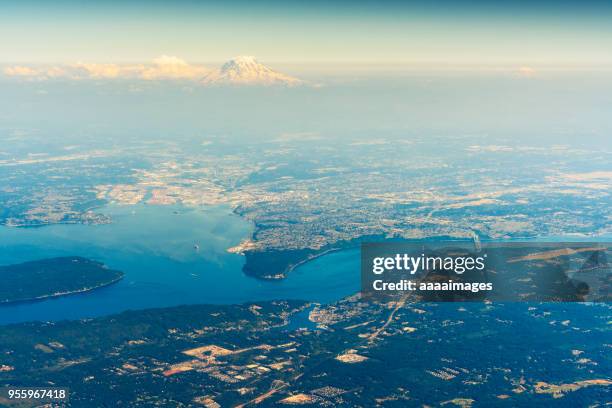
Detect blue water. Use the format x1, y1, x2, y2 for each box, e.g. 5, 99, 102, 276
0, 204, 359, 324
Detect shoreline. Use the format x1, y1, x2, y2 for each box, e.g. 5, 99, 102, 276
0, 274, 124, 306
281, 246, 352, 277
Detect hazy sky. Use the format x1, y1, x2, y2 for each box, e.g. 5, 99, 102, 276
1, 0, 612, 68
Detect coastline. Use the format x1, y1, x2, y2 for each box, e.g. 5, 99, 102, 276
0, 274, 124, 306
281, 247, 349, 278
241, 234, 387, 281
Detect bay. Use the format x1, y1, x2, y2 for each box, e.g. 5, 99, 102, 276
0, 204, 358, 324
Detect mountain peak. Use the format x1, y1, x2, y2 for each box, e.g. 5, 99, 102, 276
229, 55, 257, 64
202, 56, 302, 86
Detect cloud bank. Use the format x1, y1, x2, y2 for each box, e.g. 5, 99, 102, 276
516, 66, 536, 77
3, 56, 210, 81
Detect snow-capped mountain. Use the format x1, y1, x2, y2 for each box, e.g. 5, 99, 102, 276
201, 56, 302, 86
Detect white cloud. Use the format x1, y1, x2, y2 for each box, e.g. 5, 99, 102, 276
3, 65, 67, 79
140, 55, 209, 80
516, 66, 536, 77
72, 62, 131, 79
4, 65, 39, 76
3, 56, 209, 81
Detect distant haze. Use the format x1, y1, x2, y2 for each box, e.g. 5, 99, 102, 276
1, 74, 611, 149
